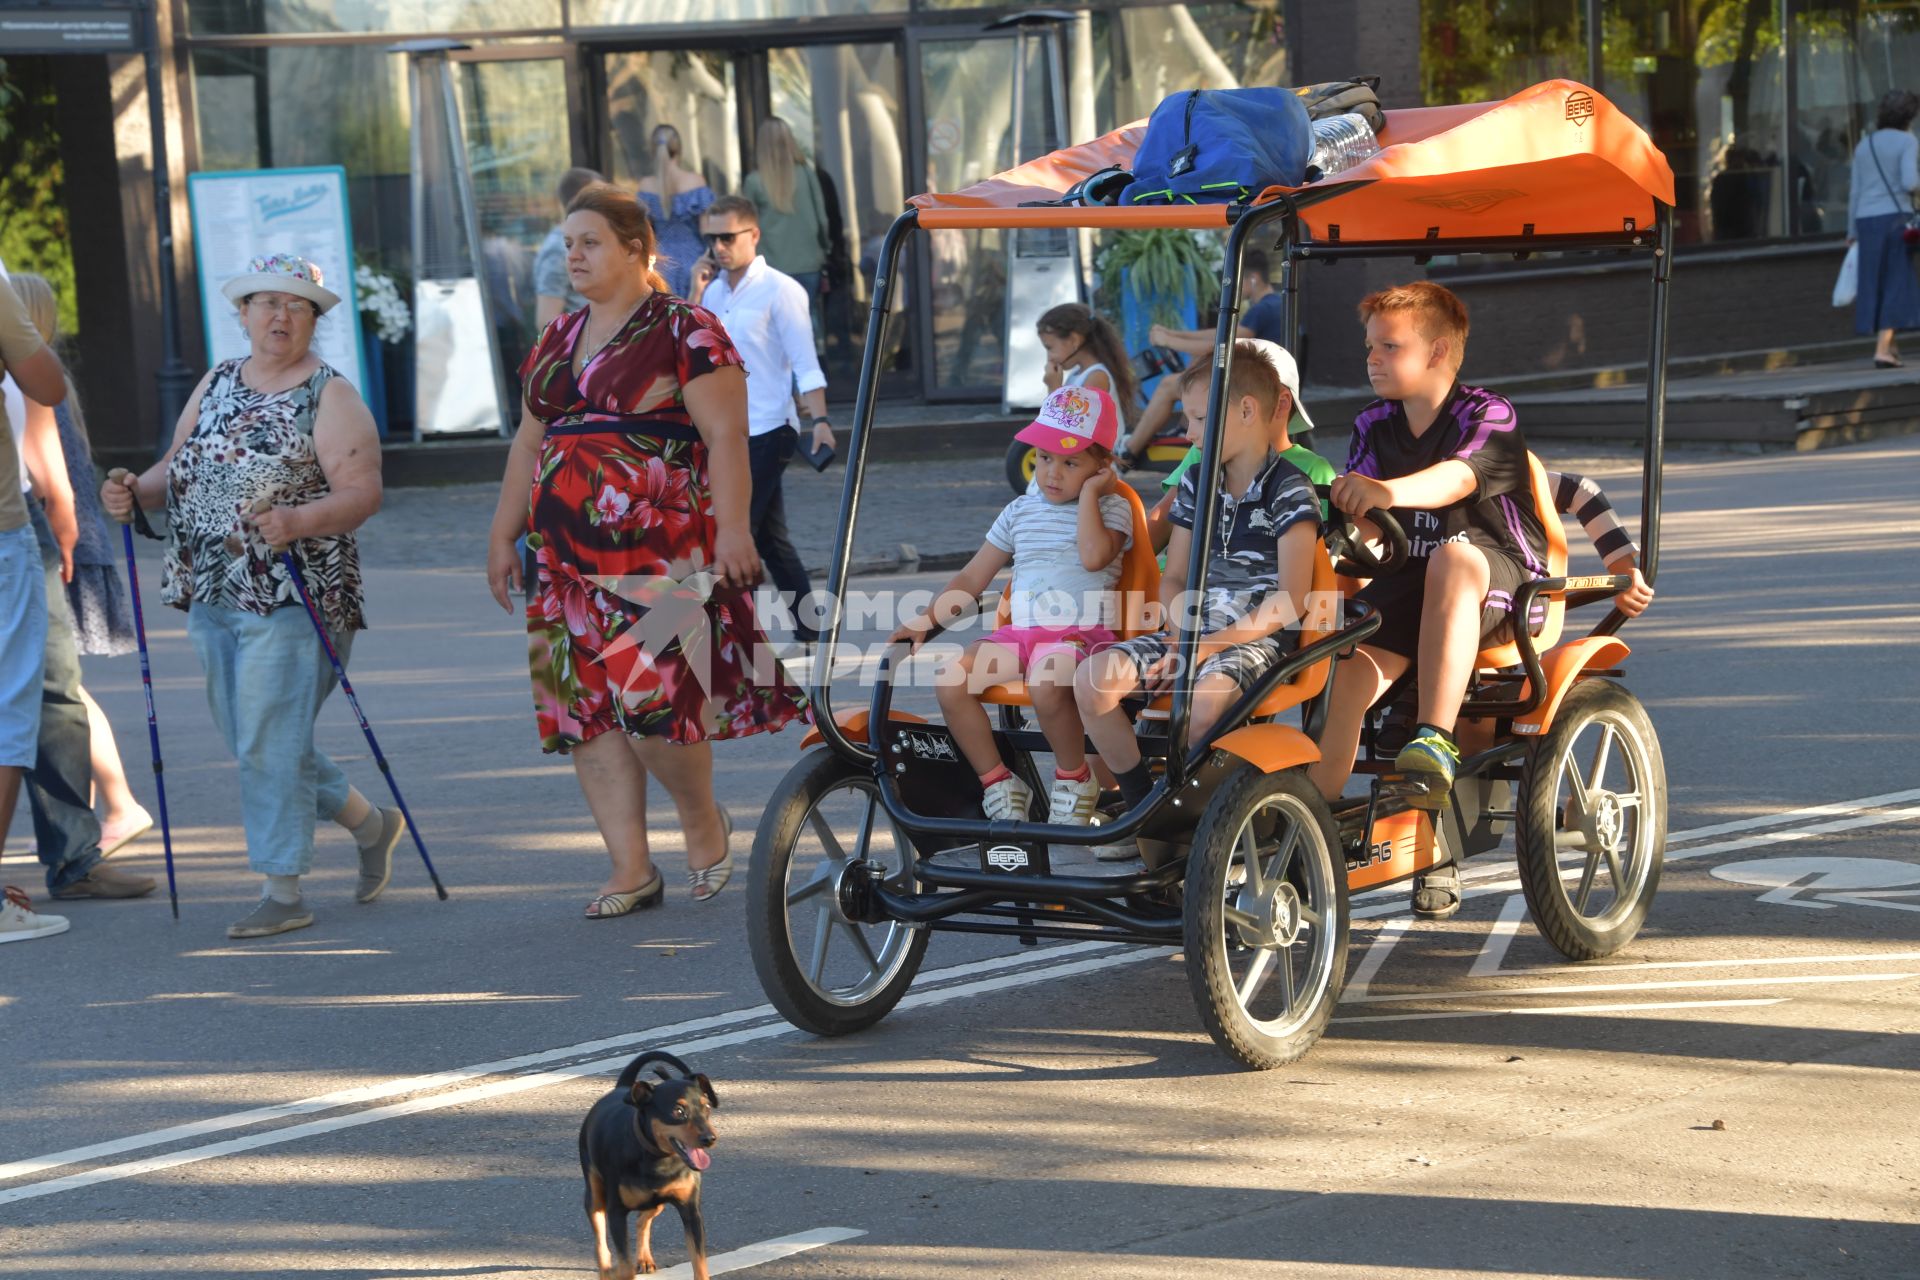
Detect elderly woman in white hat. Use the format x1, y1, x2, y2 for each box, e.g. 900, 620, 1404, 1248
101, 254, 406, 939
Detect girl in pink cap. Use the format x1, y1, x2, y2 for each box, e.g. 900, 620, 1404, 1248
891, 385, 1133, 825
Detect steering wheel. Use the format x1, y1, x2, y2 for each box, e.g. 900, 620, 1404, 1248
1323, 499, 1409, 579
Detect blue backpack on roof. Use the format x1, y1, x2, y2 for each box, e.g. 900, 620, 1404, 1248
1120, 87, 1314, 207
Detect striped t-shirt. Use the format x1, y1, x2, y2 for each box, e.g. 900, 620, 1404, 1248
1347, 383, 1546, 576
986, 489, 1134, 628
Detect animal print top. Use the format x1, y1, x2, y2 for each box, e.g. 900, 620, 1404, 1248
162, 358, 365, 633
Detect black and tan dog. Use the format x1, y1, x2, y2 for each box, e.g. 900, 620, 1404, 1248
578, 1050, 720, 1279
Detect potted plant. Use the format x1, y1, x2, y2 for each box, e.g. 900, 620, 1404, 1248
1095, 228, 1223, 387
355, 261, 412, 437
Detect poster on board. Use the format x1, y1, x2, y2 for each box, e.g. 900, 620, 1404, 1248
187, 165, 366, 391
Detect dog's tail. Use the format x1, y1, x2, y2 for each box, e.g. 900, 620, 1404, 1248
614, 1050, 696, 1092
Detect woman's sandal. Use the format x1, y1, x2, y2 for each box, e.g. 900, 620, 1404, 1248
688, 808, 734, 903
1410, 863, 1462, 921
584, 871, 665, 920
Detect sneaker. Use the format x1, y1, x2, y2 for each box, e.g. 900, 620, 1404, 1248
1392, 728, 1462, 811
50, 865, 156, 900
1047, 773, 1100, 825
0, 887, 70, 944
981, 775, 1034, 823
355, 807, 405, 904
227, 896, 314, 939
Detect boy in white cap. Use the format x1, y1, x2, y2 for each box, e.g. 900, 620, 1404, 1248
892, 386, 1134, 825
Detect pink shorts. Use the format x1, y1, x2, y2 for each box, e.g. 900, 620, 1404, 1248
981, 623, 1117, 669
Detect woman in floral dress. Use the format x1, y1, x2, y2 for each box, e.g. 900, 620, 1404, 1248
487, 182, 805, 920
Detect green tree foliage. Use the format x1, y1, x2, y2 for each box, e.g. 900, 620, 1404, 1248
0, 58, 78, 336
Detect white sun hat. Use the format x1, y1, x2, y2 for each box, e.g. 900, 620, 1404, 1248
1243, 338, 1316, 433
220, 253, 342, 314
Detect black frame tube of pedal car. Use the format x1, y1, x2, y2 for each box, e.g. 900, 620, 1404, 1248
865, 611, 1380, 856
812, 198, 1673, 758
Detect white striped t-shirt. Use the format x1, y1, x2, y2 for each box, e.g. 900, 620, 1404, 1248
986, 489, 1133, 629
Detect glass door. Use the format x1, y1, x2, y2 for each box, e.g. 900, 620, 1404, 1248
451, 49, 575, 415
910, 28, 1065, 399
763, 42, 909, 393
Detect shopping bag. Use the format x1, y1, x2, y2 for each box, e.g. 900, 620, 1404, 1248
1831, 242, 1859, 308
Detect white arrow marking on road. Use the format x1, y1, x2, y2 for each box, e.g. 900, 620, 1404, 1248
651, 1227, 866, 1279
1335, 997, 1786, 1026
0, 946, 1167, 1208
1344, 916, 1413, 1000
1468, 895, 1529, 978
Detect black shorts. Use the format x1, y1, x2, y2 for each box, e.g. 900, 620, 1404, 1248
1354, 546, 1541, 661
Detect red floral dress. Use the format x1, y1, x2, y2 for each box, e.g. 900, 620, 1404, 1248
519, 293, 807, 752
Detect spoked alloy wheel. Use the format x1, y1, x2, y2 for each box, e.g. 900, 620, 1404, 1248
1185, 766, 1349, 1069
747, 750, 930, 1035
1514, 679, 1667, 960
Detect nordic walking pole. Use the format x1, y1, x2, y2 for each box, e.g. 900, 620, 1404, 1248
253, 500, 448, 900
107, 470, 180, 919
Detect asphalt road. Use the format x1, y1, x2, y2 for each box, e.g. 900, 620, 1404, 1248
3, 437, 1918, 1279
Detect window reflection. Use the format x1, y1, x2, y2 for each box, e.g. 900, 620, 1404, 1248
188, 0, 558, 36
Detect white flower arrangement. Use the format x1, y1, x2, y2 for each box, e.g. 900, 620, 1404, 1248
355, 264, 411, 344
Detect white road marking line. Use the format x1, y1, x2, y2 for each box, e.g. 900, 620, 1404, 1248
1819, 893, 1920, 914
1663, 788, 1920, 845
1334, 997, 1786, 1026
0, 940, 1119, 1186
0, 946, 1162, 1209
1468, 895, 1529, 978
1341, 970, 1915, 1007
653, 1227, 866, 1279
1344, 917, 1412, 1000
1515, 949, 1920, 977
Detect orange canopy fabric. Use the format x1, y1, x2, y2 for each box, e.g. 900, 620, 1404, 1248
908, 81, 1675, 243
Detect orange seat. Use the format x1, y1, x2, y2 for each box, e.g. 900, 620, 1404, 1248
978, 483, 1157, 708
1471, 451, 1568, 670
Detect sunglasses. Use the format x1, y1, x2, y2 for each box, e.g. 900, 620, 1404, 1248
702, 230, 749, 246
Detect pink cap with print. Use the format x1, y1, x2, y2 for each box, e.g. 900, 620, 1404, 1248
1014, 385, 1120, 456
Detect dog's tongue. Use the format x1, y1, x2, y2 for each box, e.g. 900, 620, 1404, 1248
685, 1146, 712, 1172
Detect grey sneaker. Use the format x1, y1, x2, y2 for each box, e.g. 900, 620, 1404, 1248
0, 887, 70, 944
227, 896, 314, 939
355, 807, 405, 904
50, 865, 156, 900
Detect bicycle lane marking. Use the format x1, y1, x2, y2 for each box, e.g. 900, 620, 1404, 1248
0, 940, 1120, 1187
0, 946, 1167, 1209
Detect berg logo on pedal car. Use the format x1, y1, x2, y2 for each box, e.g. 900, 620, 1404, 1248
986, 845, 1031, 871
896, 731, 958, 763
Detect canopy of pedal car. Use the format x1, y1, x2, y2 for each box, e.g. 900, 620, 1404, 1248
907, 79, 1676, 243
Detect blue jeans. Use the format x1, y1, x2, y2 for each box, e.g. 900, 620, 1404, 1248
27, 506, 102, 892
0, 524, 46, 773
187, 602, 353, 877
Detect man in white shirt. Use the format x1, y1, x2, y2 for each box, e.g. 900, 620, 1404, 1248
690, 195, 834, 646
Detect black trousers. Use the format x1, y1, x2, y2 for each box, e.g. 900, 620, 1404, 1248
747, 427, 817, 643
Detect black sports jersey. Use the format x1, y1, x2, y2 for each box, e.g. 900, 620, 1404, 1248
1346, 383, 1546, 575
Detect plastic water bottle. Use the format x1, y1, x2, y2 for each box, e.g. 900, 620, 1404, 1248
1308, 113, 1382, 181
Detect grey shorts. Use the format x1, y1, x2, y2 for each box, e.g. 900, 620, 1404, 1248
1103, 630, 1291, 695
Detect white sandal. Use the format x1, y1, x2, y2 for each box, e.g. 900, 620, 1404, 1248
687, 808, 734, 902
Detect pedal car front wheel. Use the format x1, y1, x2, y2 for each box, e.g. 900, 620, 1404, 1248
1514, 678, 1667, 960
747, 749, 930, 1036
1184, 764, 1349, 1069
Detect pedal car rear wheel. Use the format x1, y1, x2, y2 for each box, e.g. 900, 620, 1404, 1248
747, 749, 930, 1036
1004, 439, 1038, 494
1514, 679, 1667, 960
1184, 764, 1349, 1069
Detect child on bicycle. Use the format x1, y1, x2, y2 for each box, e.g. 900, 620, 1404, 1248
1075, 343, 1321, 826
1309, 281, 1551, 820
892, 386, 1135, 825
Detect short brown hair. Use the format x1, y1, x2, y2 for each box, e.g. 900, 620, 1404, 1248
556, 167, 604, 206
566, 182, 670, 295
705, 194, 760, 226
1175, 340, 1285, 420
1358, 281, 1470, 367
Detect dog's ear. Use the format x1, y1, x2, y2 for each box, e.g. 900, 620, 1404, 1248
626, 1079, 654, 1109
693, 1073, 719, 1109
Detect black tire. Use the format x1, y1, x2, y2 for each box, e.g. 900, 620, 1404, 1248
1514, 679, 1666, 960
1184, 765, 1349, 1069
1004, 438, 1038, 494
746, 749, 930, 1036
